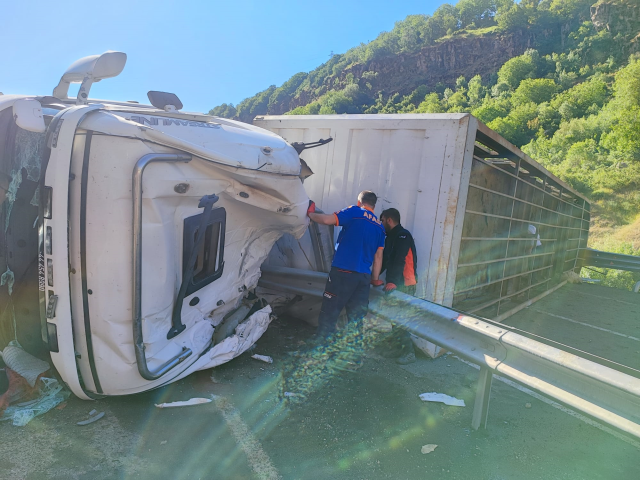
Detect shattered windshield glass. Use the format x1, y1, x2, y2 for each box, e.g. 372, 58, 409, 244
0, 108, 48, 351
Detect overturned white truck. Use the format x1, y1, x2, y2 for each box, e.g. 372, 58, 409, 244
0, 52, 318, 399
2, 51, 590, 400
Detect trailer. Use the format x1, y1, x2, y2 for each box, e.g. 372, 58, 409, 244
255, 114, 591, 354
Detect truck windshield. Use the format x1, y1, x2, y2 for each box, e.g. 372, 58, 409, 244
0, 107, 51, 352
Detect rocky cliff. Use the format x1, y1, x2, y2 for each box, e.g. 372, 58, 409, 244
591, 0, 640, 53
263, 27, 561, 118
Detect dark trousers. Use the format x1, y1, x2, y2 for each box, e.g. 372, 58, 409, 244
317, 267, 371, 337
393, 284, 416, 352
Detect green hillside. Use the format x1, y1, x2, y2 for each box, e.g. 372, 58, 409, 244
211, 0, 640, 288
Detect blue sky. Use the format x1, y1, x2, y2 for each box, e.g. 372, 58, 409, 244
0, 0, 442, 113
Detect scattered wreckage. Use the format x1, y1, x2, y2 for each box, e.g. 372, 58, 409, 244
0, 51, 329, 401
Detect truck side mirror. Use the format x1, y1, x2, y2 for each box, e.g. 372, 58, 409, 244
13, 99, 46, 133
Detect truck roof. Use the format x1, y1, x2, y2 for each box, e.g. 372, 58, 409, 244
0, 94, 302, 176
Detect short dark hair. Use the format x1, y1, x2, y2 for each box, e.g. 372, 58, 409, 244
358, 190, 377, 207
380, 208, 400, 224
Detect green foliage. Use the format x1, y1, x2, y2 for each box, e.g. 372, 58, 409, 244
612, 58, 640, 109
267, 73, 308, 114
601, 107, 640, 161
488, 101, 539, 145
467, 75, 486, 107
416, 93, 446, 113
580, 237, 640, 290
496, 1, 529, 30
497, 50, 538, 89
208, 103, 237, 118
511, 78, 558, 105
472, 97, 510, 123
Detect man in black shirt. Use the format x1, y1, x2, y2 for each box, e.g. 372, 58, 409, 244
376, 208, 418, 364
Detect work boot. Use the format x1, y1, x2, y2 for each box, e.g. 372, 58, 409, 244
396, 351, 416, 365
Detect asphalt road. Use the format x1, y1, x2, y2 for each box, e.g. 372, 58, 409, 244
1, 284, 639, 479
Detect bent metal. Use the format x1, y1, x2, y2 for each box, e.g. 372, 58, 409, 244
128, 115, 220, 128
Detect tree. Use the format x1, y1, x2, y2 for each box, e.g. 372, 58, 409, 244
467, 75, 486, 107
456, 75, 468, 91
601, 107, 640, 161
457, 0, 498, 29
491, 82, 511, 98
612, 58, 640, 109
431, 4, 460, 37
209, 103, 237, 119
551, 76, 609, 118
267, 72, 308, 114
472, 97, 511, 123
496, 1, 528, 30
497, 51, 538, 89
511, 78, 557, 105
487, 102, 538, 145
416, 93, 445, 113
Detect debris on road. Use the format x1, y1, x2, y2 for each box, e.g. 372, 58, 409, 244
525, 403, 532, 409
419, 392, 466, 407
155, 398, 212, 408
77, 411, 105, 426
1, 344, 50, 387
251, 354, 273, 364
421, 444, 438, 454
562, 271, 582, 284
0, 344, 69, 426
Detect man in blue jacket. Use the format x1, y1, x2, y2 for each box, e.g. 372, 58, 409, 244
307, 191, 386, 338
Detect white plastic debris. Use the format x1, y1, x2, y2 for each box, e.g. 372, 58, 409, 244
155, 398, 212, 408
419, 392, 466, 407
77, 411, 105, 426
283, 392, 298, 398
251, 354, 273, 364
421, 444, 438, 454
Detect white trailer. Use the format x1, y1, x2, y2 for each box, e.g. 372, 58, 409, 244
0, 52, 313, 398
255, 114, 591, 353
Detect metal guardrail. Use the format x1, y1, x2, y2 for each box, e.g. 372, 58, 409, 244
582, 248, 640, 273
259, 266, 640, 439
259, 265, 329, 297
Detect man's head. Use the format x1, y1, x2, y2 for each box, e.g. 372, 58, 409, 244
357, 190, 377, 210
380, 208, 400, 232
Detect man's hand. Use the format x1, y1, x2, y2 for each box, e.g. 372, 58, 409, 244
371, 279, 384, 287
307, 200, 316, 217
383, 283, 397, 293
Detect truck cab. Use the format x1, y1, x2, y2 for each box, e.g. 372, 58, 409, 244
0, 52, 310, 399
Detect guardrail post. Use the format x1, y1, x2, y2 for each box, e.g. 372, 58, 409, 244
472, 367, 493, 430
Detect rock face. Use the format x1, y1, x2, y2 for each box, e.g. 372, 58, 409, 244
260, 27, 560, 119
591, 0, 640, 53
340, 30, 540, 98
591, 0, 640, 34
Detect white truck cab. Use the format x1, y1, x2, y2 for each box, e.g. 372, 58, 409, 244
0, 52, 312, 398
